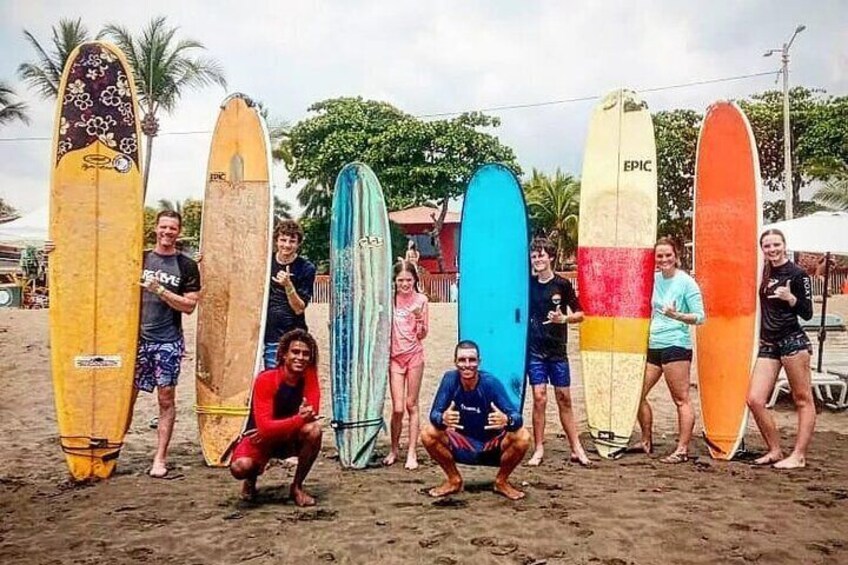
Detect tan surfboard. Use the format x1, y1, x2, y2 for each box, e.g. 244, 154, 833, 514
195, 94, 274, 466
49, 41, 144, 480
578, 89, 657, 459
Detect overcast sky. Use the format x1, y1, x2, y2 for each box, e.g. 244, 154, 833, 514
0, 0, 845, 215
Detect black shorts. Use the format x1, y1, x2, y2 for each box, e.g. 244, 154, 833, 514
647, 346, 693, 367
758, 331, 812, 360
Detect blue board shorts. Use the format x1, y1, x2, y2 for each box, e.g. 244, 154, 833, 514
263, 341, 279, 369
527, 357, 571, 387
446, 428, 506, 467
134, 337, 185, 392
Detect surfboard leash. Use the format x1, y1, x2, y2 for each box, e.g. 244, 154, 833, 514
329, 417, 385, 431
193, 404, 250, 416
59, 436, 123, 461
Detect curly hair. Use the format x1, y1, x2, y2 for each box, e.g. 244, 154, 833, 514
275, 328, 318, 369
274, 219, 304, 244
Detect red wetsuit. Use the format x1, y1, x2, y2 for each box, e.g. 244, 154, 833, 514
232, 366, 320, 471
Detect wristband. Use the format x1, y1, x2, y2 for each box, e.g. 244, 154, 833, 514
156, 287, 166, 296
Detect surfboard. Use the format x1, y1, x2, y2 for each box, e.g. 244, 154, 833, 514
49, 41, 143, 480
330, 162, 392, 469
694, 101, 761, 460
458, 163, 529, 410
578, 89, 657, 459
195, 94, 274, 466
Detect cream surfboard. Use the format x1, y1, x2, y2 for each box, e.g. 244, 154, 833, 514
195, 94, 274, 466
578, 89, 657, 459
49, 41, 144, 480
694, 101, 762, 460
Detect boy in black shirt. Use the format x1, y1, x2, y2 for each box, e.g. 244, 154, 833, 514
527, 238, 590, 466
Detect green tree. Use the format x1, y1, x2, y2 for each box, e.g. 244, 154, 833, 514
523, 168, 580, 267
146, 198, 202, 249
653, 109, 701, 250
273, 195, 292, 223
740, 88, 848, 222
18, 18, 91, 100
0, 81, 30, 127
99, 16, 227, 197
287, 97, 519, 270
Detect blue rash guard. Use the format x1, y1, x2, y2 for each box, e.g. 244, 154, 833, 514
429, 370, 523, 442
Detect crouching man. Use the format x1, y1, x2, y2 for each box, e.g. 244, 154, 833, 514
230, 329, 323, 506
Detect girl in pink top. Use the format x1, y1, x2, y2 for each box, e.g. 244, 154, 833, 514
384, 260, 429, 469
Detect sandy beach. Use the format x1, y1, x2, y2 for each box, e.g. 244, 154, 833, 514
1, 299, 847, 564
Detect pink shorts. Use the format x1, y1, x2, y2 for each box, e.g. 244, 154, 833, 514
390, 349, 424, 374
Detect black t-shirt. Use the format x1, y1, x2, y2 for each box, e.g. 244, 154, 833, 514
263, 255, 316, 343
529, 275, 582, 360
140, 251, 201, 342
759, 261, 813, 341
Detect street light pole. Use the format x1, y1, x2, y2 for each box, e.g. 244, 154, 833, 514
764, 24, 805, 220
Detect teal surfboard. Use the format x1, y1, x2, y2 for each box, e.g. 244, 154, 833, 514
330, 162, 392, 469
458, 163, 529, 409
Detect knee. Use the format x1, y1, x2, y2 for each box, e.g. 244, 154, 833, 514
405, 400, 419, 416
533, 389, 547, 407
791, 387, 814, 408
747, 393, 767, 411
510, 427, 531, 451
672, 395, 690, 409
392, 405, 405, 419
300, 421, 323, 445
157, 391, 176, 411
230, 458, 253, 479
554, 389, 572, 409
420, 424, 439, 447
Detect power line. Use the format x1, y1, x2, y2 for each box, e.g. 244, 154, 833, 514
0, 69, 779, 142
415, 70, 777, 118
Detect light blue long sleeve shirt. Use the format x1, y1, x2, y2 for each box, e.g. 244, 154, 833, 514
649, 270, 705, 349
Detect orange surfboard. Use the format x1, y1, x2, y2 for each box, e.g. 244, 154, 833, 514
694, 101, 762, 460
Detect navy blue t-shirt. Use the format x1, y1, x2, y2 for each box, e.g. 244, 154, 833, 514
264, 255, 316, 343
429, 370, 522, 442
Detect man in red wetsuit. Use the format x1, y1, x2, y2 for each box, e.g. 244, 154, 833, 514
229, 329, 322, 506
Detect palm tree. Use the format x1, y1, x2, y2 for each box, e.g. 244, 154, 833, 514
99, 16, 227, 197
813, 175, 848, 211
524, 168, 581, 268
18, 18, 91, 99
274, 196, 293, 222
0, 82, 30, 127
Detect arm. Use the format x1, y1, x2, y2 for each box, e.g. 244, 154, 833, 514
565, 281, 584, 324
675, 278, 705, 325
158, 288, 199, 314
429, 373, 454, 429
791, 273, 814, 321
253, 374, 307, 440
416, 297, 429, 340
284, 262, 315, 316
490, 379, 523, 431
302, 367, 321, 415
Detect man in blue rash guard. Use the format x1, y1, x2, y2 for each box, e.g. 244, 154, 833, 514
421, 340, 531, 500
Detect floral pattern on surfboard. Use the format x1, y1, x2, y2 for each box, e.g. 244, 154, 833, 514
55, 43, 139, 171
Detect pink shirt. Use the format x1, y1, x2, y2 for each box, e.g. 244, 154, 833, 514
391, 292, 429, 357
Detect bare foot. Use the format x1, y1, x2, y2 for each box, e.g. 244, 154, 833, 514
290, 484, 316, 507
772, 454, 806, 470
493, 480, 525, 500
149, 459, 168, 478
383, 451, 398, 466
404, 454, 418, 471
753, 451, 784, 466
240, 478, 257, 501
427, 479, 462, 498
570, 451, 592, 467
641, 440, 653, 455
527, 449, 544, 466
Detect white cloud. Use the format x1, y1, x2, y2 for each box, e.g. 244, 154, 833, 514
0, 0, 845, 215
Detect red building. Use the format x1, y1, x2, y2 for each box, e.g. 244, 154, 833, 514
388, 206, 460, 274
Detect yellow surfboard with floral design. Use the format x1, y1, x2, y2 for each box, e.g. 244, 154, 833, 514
49, 41, 143, 480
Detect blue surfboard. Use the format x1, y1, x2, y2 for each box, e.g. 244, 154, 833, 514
458, 163, 529, 410
329, 162, 392, 469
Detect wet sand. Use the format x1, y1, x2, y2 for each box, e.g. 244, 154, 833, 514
1, 299, 847, 564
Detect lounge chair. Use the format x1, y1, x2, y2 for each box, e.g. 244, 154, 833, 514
767, 367, 848, 410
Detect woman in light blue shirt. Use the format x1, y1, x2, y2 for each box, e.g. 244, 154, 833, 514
637, 237, 705, 463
